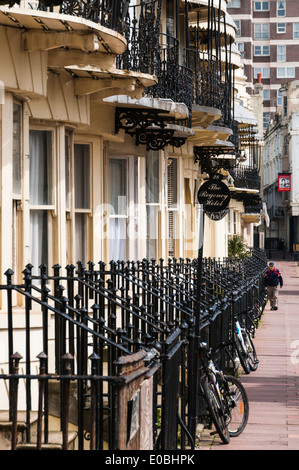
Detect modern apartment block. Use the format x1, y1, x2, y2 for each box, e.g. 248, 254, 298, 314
228, 0, 299, 129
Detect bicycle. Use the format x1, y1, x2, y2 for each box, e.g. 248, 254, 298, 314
234, 314, 259, 374
199, 342, 249, 444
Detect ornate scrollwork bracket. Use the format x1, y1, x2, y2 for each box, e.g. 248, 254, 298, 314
115, 107, 187, 151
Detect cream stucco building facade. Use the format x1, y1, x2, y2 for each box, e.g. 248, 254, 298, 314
0, 0, 263, 303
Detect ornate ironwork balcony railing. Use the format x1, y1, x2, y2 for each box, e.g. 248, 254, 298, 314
243, 204, 263, 214
186, 49, 221, 110
1, 0, 130, 33
117, 0, 161, 75
230, 165, 261, 191
116, 1, 193, 122
150, 34, 193, 118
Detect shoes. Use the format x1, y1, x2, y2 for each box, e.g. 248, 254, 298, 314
273, 306, 278, 310
270, 307, 274, 310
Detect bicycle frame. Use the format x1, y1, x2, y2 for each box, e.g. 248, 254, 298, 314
235, 319, 248, 354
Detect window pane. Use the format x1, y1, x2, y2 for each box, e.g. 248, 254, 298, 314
13, 102, 22, 196
109, 218, 127, 261
29, 130, 52, 205
109, 158, 127, 215
254, 46, 261, 55
277, 45, 286, 62
75, 213, 87, 263
74, 143, 90, 209
146, 205, 159, 259
146, 150, 159, 204
277, 1, 285, 16
30, 210, 48, 274
287, 67, 295, 77
277, 22, 286, 33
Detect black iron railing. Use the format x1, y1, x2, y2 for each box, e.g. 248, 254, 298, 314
0, 250, 268, 450
116, 0, 161, 75
116, 1, 193, 122
230, 165, 261, 191
2, 0, 130, 33
186, 49, 221, 110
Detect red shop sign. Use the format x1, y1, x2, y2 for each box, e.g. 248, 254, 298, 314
278, 173, 291, 192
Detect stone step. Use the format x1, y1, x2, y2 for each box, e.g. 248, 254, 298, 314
0, 412, 78, 450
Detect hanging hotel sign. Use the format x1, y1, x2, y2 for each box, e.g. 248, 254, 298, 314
278, 173, 291, 192
197, 174, 231, 214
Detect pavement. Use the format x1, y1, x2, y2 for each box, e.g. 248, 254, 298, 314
197, 259, 299, 451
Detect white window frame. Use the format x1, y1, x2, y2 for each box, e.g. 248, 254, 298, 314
254, 67, 270, 79
145, 150, 160, 260
254, 45, 270, 56
109, 154, 139, 262
227, 0, 241, 7
29, 127, 56, 276
277, 67, 295, 78
277, 22, 286, 34
294, 23, 299, 39
237, 42, 244, 53
277, 45, 286, 62
74, 141, 92, 264
254, 1, 269, 11
234, 19, 241, 36
263, 89, 270, 100
277, 1, 286, 17
254, 23, 270, 39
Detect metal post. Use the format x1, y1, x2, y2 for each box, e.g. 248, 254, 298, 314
189, 204, 205, 441
62, 353, 73, 451
11, 352, 22, 451
5, 269, 14, 421
36, 352, 48, 450
89, 353, 100, 450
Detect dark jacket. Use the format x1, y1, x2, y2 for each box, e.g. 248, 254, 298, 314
264, 268, 283, 287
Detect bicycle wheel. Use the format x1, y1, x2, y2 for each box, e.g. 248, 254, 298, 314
202, 378, 230, 444
223, 375, 249, 437
243, 329, 258, 371
246, 310, 256, 337
234, 332, 251, 374
252, 297, 263, 321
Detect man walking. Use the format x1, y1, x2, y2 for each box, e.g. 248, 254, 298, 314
264, 262, 283, 310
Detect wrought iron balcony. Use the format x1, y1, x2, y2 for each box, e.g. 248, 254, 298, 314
230, 165, 261, 192
116, 1, 192, 123
243, 204, 262, 214
1, 0, 130, 33
186, 49, 221, 110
